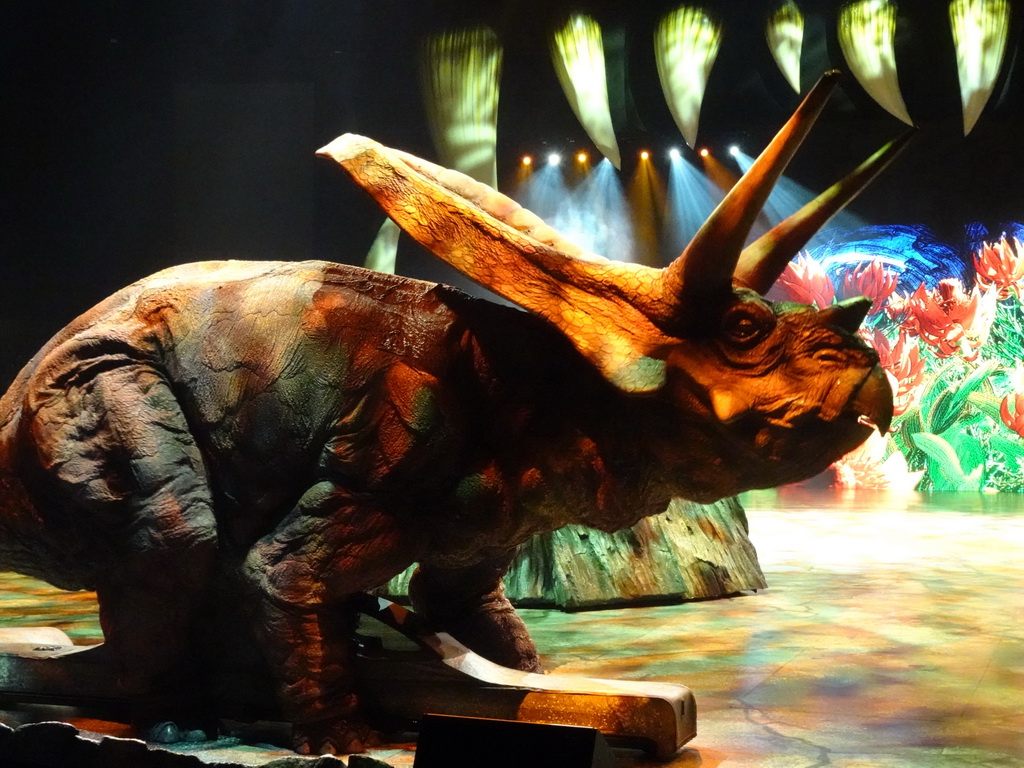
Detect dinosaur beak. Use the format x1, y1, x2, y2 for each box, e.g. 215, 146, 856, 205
851, 365, 893, 435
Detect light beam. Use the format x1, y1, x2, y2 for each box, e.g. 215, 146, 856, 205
629, 156, 665, 267
665, 151, 725, 261
732, 149, 867, 248
516, 159, 636, 263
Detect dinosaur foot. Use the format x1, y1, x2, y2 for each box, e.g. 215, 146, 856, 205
292, 718, 384, 755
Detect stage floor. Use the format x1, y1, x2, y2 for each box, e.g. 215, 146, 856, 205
1, 488, 1022, 766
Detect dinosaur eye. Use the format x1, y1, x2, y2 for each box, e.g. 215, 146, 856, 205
721, 303, 774, 348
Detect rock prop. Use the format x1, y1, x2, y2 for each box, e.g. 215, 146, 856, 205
0, 72, 898, 754
380, 497, 765, 608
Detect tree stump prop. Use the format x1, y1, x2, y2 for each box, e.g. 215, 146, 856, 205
377, 496, 765, 609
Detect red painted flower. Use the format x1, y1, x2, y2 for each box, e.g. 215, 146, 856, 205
974, 236, 1024, 300
870, 330, 926, 417
841, 261, 898, 315
900, 279, 997, 361
772, 253, 835, 309
1000, 392, 1024, 438
884, 290, 911, 325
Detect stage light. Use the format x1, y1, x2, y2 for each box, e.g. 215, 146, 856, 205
668, 147, 681, 160
655, 6, 722, 149
548, 153, 562, 166
838, 0, 913, 125
766, 1, 804, 93
522, 156, 533, 166
950, 0, 1011, 136
577, 151, 589, 163
551, 14, 622, 168
729, 145, 740, 157
420, 26, 503, 187
640, 150, 650, 160
699, 148, 709, 158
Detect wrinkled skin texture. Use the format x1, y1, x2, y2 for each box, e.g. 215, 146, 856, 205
0, 259, 886, 752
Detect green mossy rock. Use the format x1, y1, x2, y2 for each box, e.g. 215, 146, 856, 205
378, 497, 765, 609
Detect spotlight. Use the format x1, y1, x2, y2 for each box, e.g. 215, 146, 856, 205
668, 147, 681, 160
522, 155, 533, 166
576, 151, 588, 163
699, 148, 709, 158
547, 153, 561, 166
639, 150, 650, 160
729, 145, 740, 157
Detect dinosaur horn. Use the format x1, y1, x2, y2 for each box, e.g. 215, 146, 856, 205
656, 71, 840, 330
318, 134, 675, 393
733, 129, 915, 294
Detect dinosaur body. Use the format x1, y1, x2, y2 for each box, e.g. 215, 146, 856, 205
0, 74, 900, 754
3, 257, 672, 564
0, 259, 674, 746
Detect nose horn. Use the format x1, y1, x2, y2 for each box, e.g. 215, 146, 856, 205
819, 296, 871, 332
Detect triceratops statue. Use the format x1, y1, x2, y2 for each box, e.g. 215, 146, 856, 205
0, 73, 897, 753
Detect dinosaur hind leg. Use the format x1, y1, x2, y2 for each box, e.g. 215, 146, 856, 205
26, 363, 218, 711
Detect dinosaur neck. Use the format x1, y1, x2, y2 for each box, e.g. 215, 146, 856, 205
457, 315, 674, 536
477, 332, 757, 531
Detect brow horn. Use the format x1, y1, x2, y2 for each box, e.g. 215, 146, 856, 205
654, 71, 841, 332
733, 129, 915, 293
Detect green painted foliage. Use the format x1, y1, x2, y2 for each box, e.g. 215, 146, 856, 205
911, 432, 984, 490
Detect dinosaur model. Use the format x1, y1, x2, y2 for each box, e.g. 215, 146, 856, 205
0, 73, 897, 754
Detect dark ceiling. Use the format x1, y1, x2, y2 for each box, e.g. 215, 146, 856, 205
1, 0, 1022, 385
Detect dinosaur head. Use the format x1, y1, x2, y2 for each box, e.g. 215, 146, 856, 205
318, 71, 900, 494
655, 289, 890, 496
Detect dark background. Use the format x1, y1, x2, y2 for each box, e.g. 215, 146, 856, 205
2, 0, 1022, 386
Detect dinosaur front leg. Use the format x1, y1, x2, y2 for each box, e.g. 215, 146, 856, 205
409, 554, 541, 673
242, 480, 415, 754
